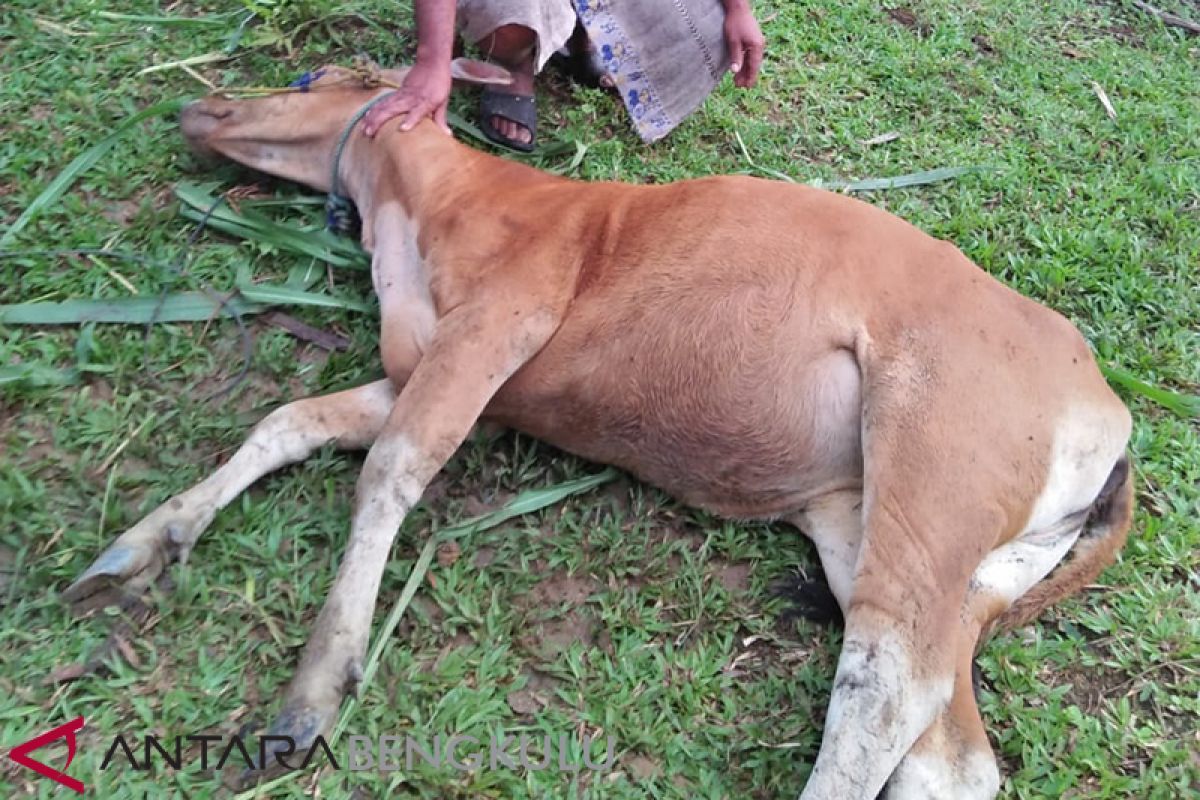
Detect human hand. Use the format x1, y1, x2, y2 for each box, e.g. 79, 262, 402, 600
723, 3, 765, 88
362, 59, 453, 137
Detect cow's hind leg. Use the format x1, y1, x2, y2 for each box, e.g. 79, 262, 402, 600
791, 489, 863, 614
63, 379, 396, 613
879, 620, 998, 800
792, 459, 1133, 799
797, 486, 997, 800
879, 523, 1086, 800
884, 453, 1134, 799
792, 489, 995, 799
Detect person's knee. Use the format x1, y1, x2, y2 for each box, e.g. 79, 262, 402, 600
478, 23, 537, 64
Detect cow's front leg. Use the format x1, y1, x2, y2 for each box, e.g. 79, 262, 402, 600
64, 379, 397, 613
250, 300, 560, 775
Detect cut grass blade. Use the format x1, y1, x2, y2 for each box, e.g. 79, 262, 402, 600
236, 282, 373, 313
335, 470, 617, 732
95, 11, 239, 26
0, 99, 190, 249
734, 130, 796, 183
137, 52, 228, 76
1100, 365, 1200, 418
239, 197, 327, 208
233, 467, 618, 800
31, 17, 94, 37
735, 131, 985, 191
181, 209, 368, 268
825, 166, 987, 192
338, 470, 619, 738
447, 110, 579, 160
549, 140, 590, 175
0, 293, 263, 325
436, 468, 620, 541
0, 364, 80, 388
175, 183, 369, 269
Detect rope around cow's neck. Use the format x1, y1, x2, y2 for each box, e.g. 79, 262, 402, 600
325, 90, 397, 236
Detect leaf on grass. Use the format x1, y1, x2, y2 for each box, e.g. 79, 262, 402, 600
112, 634, 141, 668
236, 281, 373, 312
32, 17, 94, 37
0, 364, 79, 387
44, 663, 88, 685
1100, 365, 1200, 419
95, 11, 238, 26
260, 311, 351, 351
241, 196, 328, 208
861, 131, 902, 146
175, 183, 369, 269
318, 469, 619, 750
549, 140, 590, 175
222, 11, 258, 54
0, 293, 263, 325
438, 468, 620, 541
137, 52, 228, 76
736, 131, 985, 191
819, 166, 986, 192
1091, 81, 1117, 122
0, 99, 190, 248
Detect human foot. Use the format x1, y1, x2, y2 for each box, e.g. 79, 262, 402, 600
480, 69, 536, 150
475, 24, 538, 150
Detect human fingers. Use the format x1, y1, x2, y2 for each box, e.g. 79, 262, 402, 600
362, 93, 417, 137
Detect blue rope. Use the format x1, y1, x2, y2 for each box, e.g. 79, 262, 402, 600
325, 90, 396, 237
288, 69, 326, 92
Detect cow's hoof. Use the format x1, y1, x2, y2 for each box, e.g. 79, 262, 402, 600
62, 542, 166, 614
236, 702, 339, 789
62, 503, 213, 614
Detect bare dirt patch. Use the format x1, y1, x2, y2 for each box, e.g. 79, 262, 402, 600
507, 667, 563, 717
712, 560, 753, 593
526, 573, 600, 607
626, 753, 663, 780
102, 198, 144, 226
515, 573, 602, 659
1052, 659, 1131, 715
520, 608, 597, 660
885, 7, 933, 37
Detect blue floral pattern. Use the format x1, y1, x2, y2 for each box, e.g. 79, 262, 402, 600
572, 0, 677, 142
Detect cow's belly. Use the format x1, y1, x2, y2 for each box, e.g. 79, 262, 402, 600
488, 319, 864, 519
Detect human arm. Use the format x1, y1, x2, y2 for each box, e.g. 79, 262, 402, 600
363, 0, 457, 137
721, 0, 765, 88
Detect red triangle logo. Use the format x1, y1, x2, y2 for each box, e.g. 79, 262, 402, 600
6, 716, 85, 793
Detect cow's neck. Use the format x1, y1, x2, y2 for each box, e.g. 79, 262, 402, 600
337, 122, 486, 252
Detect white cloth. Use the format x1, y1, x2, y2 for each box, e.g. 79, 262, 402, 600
456, 0, 578, 72
456, 0, 733, 142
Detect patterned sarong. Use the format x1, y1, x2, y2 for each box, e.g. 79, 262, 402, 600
456, 0, 732, 142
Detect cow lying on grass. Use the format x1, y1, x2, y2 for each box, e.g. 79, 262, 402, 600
65, 61, 1134, 799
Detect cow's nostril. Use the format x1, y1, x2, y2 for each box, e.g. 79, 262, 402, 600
183, 101, 234, 121
192, 105, 233, 120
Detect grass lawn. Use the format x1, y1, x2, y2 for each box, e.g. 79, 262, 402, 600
1, 0, 1198, 798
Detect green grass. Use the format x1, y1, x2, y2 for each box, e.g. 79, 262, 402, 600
2, 0, 1198, 798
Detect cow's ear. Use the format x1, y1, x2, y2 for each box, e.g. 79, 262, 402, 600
449, 57, 514, 86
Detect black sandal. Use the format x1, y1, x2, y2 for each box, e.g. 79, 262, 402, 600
479, 88, 537, 153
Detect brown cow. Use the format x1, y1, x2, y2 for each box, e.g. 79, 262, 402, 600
64, 62, 1134, 799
